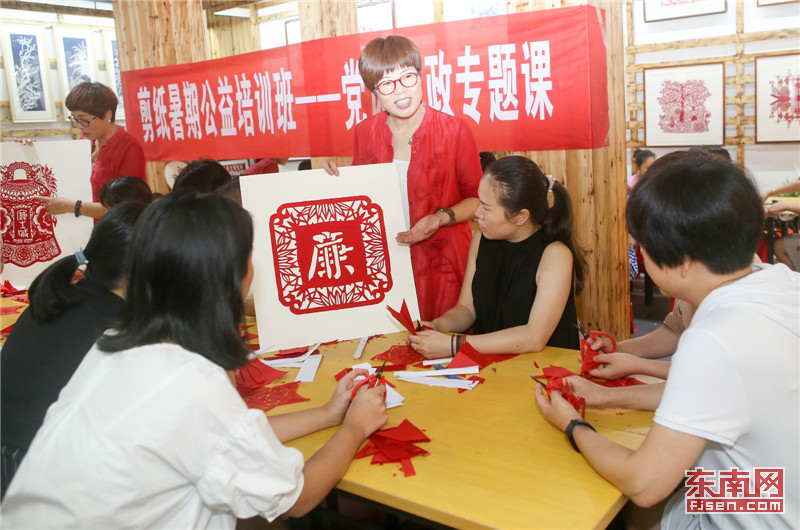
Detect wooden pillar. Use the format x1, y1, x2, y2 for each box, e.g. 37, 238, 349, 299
506, 0, 630, 338
111, 0, 210, 194
207, 5, 260, 60
298, 0, 358, 170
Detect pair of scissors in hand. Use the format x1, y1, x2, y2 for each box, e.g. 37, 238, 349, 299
576, 319, 616, 360
350, 360, 387, 401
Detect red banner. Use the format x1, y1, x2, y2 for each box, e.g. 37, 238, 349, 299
121, 6, 608, 161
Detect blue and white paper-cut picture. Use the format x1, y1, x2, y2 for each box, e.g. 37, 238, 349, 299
103, 30, 124, 120
54, 27, 98, 104
2, 24, 56, 123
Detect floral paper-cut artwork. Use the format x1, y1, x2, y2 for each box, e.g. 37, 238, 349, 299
1, 162, 60, 267
270, 195, 392, 315
768, 71, 799, 127
657, 80, 711, 134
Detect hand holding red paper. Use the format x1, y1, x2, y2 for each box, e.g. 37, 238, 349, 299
534, 384, 582, 433
387, 300, 418, 335
344, 385, 388, 440
407, 329, 451, 359
586, 352, 643, 380
350, 361, 387, 401
577, 320, 616, 373
324, 368, 370, 424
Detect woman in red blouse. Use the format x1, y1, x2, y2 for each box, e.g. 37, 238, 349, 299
324, 36, 482, 321
35, 82, 146, 219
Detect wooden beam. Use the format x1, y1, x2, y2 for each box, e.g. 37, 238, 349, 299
202, 0, 259, 13
0, 0, 114, 17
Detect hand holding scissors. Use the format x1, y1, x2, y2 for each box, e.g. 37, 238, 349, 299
350, 361, 387, 401
576, 320, 616, 360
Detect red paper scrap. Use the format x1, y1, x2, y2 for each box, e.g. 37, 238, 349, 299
9, 294, 29, 304
580, 348, 601, 375
235, 359, 288, 394
1, 323, 14, 337
371, 344, 422, 366
334, 367, 353, 382
240, 381, 309, 412
454, 342, 519, 370
387, 300, 417, 335
591, 377, 646, 388
534, 361, 540, 369
0, 280, 26, 297
354, 419, 429, 477
535, 365, 586, 418
0, 305, 24, 315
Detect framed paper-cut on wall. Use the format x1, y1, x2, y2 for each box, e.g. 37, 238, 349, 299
755, 54, 800, 143
241, 164, 419, 350
103, 30, 125, 120
1, 140, 94, 287
644, 63, 724, 147
643, 0, 727, 22
1, 24, 56, 123
54, 27, 99, 102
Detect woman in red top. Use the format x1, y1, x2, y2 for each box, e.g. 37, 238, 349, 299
35, 82, 146, 219
324, 36, 482, 321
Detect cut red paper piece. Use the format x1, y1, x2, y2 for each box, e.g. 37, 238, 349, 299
354, 418, 429, 477
9, 294, 29, 304
372, 418, 430, 443
249, 343, 261, 351
534, 361, 540, 369
455, 342, 519, 370
235, 360, 288, 394
1, 280, 26, 297
0, 305, 24, 315
591, 377, 646, 388
273, 345, 310, 358
372, 344, 422, 366
240, 381, 309, 412
457, 375, 485, 394
242, 331, 258, 342
535, 365, 586, 418
334, 367, 354, 382
580, 348, 601, 374
387, 299, 417, 335
1, 323, 15, 337
401, 458, 415, 477
320, 339, 339, 346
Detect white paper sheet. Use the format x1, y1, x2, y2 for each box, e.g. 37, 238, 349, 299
240, 164, 420, 349
294, 354, 322, 383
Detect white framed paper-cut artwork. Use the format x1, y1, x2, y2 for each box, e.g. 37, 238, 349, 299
103, 30, 125, 121
1, 140, 94, 287
644, 63, 724, 147
1, 24, 57, 123
241, 164, 420, 350
54, 27, 99, 102
755, 54, 800, 143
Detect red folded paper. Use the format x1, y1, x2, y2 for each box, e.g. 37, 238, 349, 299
235, 359, 288, 394
387, 300, 417, 335
0, 280, 26, 297
451, 342, 519, 371
371, 345, 422, 368
239, 381, 309, 412
354, 419, 430, 477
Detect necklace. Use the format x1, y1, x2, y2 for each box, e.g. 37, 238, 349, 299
389, 117, 414, 146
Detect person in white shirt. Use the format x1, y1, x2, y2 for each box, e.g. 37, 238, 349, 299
1, 193, 388, 529
536, 151, 799, 529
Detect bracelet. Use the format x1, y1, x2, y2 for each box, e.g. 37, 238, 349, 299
565, 418, 596, 453
74, 200, 82, 217
436, 207, 456, 227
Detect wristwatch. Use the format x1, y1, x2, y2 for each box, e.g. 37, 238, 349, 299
436, 207, 456, 227
565, 418, 596, 453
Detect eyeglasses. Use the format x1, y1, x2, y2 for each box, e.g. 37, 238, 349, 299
375, 72, 420, 96
68, 114, 98, 127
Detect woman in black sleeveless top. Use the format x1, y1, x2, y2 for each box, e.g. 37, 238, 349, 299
408, 156, 586, 357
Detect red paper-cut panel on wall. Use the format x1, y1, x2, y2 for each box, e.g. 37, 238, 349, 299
770, 72, 800, 126
1, 162, 60, 267
657, 80, 711, 134
270, 195, 392, 315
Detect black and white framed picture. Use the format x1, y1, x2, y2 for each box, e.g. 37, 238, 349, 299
2, 24, 56, 122
103, 30, 125, 120
54, 27, 98, 101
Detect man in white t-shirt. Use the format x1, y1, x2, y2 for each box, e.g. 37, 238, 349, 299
536, 151, 799, 529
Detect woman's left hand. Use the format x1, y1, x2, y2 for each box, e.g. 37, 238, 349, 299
324, 368, 369, 424
534, 384, 581, 432
407, 330, 451, 359
396, 214, 442, 245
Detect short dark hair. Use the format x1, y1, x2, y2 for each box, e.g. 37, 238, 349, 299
64, 82, 119, 122
359, 36, 422, 92
297, 159, 312, 171
172, 159, 231, 194
627, 151, 763, 274
633, 149, 656, 168
28, 201, 146, 322
98, 193, 254, 369
479, 152, 497, 172
484, 156, 586, 293
690, 145, 732, 161
98, 177, 154, 209
216, 176, 242, 205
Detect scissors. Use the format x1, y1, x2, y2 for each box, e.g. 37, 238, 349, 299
530, 375, 548, 389
350, 360, 387, 401
576, 319, 616, 360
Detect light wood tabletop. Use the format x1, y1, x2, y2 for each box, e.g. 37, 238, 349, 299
269, 330, 655, 530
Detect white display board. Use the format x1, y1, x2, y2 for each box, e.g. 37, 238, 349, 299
1, 140, 94, 287
241, 163, 420, 350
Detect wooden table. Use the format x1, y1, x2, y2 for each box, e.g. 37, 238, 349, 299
268, 330, 654, 530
